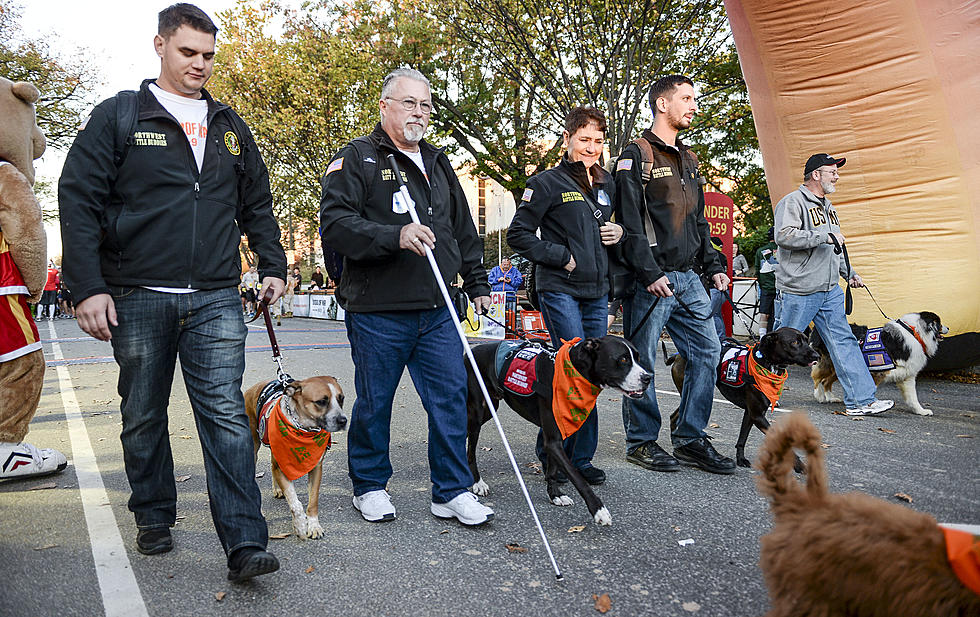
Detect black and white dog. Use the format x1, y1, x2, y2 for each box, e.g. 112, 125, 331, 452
465, 336, 651, 526
811, 311, 948, 415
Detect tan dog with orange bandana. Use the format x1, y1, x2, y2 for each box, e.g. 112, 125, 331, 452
245, 376, 346, 539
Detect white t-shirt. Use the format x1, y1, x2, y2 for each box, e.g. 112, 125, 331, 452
399, 148, 428, 183
149, 82, 208, 172
144, 82, 208, 294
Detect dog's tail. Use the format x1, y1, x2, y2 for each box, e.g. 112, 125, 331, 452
755, 412, 828, 512
661, 340, 679, 366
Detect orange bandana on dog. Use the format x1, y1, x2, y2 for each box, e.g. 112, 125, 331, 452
552, 338, 601, 440
941, 526, 980, 596
746, 345, 787, 413
260, 397, 331, 482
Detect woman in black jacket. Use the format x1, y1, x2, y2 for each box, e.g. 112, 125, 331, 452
507, 106, 624, 485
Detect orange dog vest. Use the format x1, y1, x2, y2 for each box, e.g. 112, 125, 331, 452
258, 390, 331, 482
552, 338, 601, 440
941, 526, 980, 596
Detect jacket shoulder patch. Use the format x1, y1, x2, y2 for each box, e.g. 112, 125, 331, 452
616, 158, 633, 172
326, 158, 344, 176
521, 188, 533, 202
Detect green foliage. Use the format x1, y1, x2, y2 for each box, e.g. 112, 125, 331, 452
482, 229, 515, 269
0, 0, 98, 151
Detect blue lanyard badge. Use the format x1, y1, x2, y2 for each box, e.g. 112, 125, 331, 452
597, 189, 610, 206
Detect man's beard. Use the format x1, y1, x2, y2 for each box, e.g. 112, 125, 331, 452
821, 181, 836, 194
404, 121, 425, 143
669, 110, 692, 131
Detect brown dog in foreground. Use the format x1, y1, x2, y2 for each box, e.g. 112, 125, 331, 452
245, 376, 347, 539
755, 412, 980, 616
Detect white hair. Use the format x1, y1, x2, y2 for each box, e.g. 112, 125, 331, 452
380, 67, 430, 101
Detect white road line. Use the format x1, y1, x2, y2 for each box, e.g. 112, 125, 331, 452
654, 388, 792, 413
47, 321, 149, 617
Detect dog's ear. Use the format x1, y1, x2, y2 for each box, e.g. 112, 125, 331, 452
583, 337, 601, 355
284, 383, 302, 397
757, 332, 777, 357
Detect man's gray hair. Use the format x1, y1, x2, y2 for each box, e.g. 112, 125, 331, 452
380, 67, 431, 101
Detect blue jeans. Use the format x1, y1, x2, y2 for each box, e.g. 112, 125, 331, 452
621, 270, 721, 450
709, 287, 726, 340
774, 286, 876, 408
345, 308, 472, 504
109, 287, 266, 556
536, 291, 607, 469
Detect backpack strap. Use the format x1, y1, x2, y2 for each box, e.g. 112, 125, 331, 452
633, 137, 655, 183
113, 90, 140, 169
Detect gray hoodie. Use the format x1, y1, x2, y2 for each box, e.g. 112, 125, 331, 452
773, 185, 855, 294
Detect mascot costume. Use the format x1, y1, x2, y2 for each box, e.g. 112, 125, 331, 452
0, 76, 67, 479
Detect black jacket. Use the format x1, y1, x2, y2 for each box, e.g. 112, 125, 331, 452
58, 79, 286, 304
508, 156, 619, 298
614, 130, 722, 287
318, 124, 489, 312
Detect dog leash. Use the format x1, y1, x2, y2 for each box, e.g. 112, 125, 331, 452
476, 312, 556, 350
719, 286, 759, 343
249, 288, 292, 384
828, 235, 854, 315
387, 154, 564, 580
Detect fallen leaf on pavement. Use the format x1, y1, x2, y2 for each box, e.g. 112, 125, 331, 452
214, 592, 226, 601
851, 417, 864, 421
439, 529, 449, 534
305, 566, 314, 573
878, 428, 896, 434
672, 525, 681, 532
33, 544, 58, 551
682, 600, 701, 612
592, 593, 611, 613
709, 423, 720, 429
255, 472, 265, 478
526, 462, 542, 474
956, 434, 973, 438
505, 543, 527, 553
30, 482, 57, 490
481, 446, 492, 451
269, 532, 291, 540
180, 435, 192, 440
568, 525, 585, 533
894, 493, 913, 503
820, 443, 831, 449
463, 549, 482, 555
678, 538, 695, 546
175, 475, 191, 482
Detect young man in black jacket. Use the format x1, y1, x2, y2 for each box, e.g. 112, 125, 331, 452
58, 3, 286, 581
508, 106, 624, 485
614, 74, 735, 475
320, 67, 494, 526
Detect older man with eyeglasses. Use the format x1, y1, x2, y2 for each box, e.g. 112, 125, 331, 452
319, 67, 494, 526
772, 153, 893, 417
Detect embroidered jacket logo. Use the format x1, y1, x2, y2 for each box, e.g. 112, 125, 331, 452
561, 191, 584, 203
133, 131, 167, 147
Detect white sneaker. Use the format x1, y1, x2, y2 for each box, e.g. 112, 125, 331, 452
431, 491, 494, 526
352, 489, 396, 522
0, 442, 68, 479
844, 399, 894, 416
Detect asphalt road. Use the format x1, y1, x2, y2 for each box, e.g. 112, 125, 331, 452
2, 316, 977, 617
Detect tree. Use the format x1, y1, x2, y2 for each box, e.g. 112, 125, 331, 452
208, 2, 384, 253
0, 0, 98, 152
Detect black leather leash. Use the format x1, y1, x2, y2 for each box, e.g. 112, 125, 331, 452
828, 234, 853, 315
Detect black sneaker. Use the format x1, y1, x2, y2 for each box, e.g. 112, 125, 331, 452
673, 438, 736, 475
579, 466, 606, 485
136, 528, 173, 555
626, 442, 680, 472
228, 548, 280, 583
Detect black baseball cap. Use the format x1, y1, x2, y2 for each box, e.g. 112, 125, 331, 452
804, 153, 846, 176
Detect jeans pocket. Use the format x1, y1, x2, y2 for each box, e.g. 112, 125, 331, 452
109, 285, 138, 299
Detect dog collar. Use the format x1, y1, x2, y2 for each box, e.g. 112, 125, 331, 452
897, 320, 929, 354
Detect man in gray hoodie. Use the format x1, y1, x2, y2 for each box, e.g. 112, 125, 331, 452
773, 153, 893, 416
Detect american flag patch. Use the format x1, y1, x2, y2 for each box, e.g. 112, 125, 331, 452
326, 158, 344, 176
616, 158, 633, 172
521, 188, 533, 202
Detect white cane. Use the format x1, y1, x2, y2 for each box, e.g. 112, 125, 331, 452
387, 154, 563, 580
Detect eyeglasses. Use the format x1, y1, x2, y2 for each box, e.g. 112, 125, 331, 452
385, 97, 433, 114
818, 169, 839, 176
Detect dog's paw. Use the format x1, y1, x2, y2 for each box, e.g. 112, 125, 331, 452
736, 455, 752, 468
551, 495, 574, 507
593, 507, 612, 526
470, 479, 490, 496
292, 515, 309, 539
306, 517, 324, 540
272, 486, 285, 499
912, 407, 933, 416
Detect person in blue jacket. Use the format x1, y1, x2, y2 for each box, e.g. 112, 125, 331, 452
487, 255, 523, 314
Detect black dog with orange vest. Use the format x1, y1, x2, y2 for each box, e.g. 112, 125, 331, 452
667, 327, 819, 472
465, 335, 651, 526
